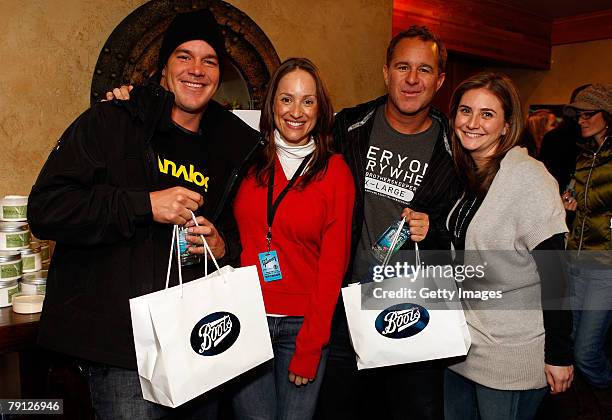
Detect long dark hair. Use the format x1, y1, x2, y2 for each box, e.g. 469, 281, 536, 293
253, 57, 334, 188
449, 72, 524, 196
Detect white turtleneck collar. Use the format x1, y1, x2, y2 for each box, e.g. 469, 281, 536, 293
274, 129, 315, 179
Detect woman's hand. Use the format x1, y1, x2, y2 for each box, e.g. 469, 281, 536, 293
288, 371, 314, 387
544, 364, 574, 394
561, 192, 577, 211
184, 216, 226, 260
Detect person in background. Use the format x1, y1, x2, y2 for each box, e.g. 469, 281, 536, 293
524, 109, 557, 157
444, 72, 573, 420
540, 85, 592, 194
562, 83, 612, 389
27, 9, 260, 419
231, 57, 355, 419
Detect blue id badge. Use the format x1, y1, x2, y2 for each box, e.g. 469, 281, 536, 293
258, 250, 283, 282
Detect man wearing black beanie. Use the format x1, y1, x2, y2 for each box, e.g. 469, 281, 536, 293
157, 9, 226, 76
28, 9, 261, 419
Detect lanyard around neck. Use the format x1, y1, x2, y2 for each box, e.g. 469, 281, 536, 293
266, 154, 312, 250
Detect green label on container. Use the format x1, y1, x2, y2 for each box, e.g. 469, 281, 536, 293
2, 205, 27, 219
22, 255, 34, 270
41, 247, 50, 261
6, 233, 29, 248
37, 285, 46, 294
0, 262, 21, 278
8, 285, 19, 303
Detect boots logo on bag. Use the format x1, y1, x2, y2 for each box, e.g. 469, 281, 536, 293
190, 312, 241, 356
375, 303, 429, 339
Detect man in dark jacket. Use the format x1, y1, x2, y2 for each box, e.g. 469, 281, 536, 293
316, 26, 462, 420
28, 10, 260, 419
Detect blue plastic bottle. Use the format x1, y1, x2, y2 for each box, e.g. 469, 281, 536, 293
371, 219, 410, 263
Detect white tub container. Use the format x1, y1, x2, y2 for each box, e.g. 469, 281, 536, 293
0, 251, 22, 281
21, 270, 47, 295
21, 245, 42, 273
12, 293, 44, 314
31, 240, 51, 264
0, 195, 28, 221
0, 222, 31, 250
0, 279, 19, 307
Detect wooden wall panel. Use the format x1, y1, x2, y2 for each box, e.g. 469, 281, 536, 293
393, 0, 552, 69
552, 9, 612, 46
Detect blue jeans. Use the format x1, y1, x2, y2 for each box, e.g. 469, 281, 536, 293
232, 316, 328, 420
444, 369, 547, 420
80, 362, 218, 420
570, 264, 612, 388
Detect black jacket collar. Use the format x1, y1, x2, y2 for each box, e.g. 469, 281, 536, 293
111, 81, 229, 143
343, 94, 452, 156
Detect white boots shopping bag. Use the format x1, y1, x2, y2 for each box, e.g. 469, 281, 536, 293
130, 218, 273, 407
342, 218, 471, 370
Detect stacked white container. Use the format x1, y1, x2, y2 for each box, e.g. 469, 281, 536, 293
32, 240, 51, 265
0, 222, 31, 251
0, 195, 28, 221
16, 234, 52, 312
21, 244, 42, 273
0, 195, 50, 313
21, 270, 47, 295
0, 251, 21, 308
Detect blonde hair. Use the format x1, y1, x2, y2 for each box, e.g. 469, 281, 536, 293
526, 110, 557, 155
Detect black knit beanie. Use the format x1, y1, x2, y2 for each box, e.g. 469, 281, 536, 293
157, 9, 226, 74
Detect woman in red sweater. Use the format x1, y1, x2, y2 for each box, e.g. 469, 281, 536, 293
232, 58, 355, 419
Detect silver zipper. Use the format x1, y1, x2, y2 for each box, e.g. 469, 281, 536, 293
577, 137, 609, 252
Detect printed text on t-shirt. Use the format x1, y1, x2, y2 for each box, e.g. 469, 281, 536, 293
364, 146, 428, 204
158, 156, 210, 192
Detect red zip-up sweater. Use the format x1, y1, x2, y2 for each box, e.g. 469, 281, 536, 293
234, 154, 355, 378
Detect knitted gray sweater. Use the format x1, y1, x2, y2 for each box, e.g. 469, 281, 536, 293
449, 147, 568, 390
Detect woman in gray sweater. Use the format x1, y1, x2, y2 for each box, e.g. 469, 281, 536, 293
443, 72, 574, 420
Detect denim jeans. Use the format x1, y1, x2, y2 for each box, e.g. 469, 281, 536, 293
569, 263, 612, 388
232, 316, 328, 420
315, 300, 444, 420
444, 369, 547, 420
80, 362, 218, 420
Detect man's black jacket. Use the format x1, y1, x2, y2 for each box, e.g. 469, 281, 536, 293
333, 96, 463, 285
28, 83, 262, 369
